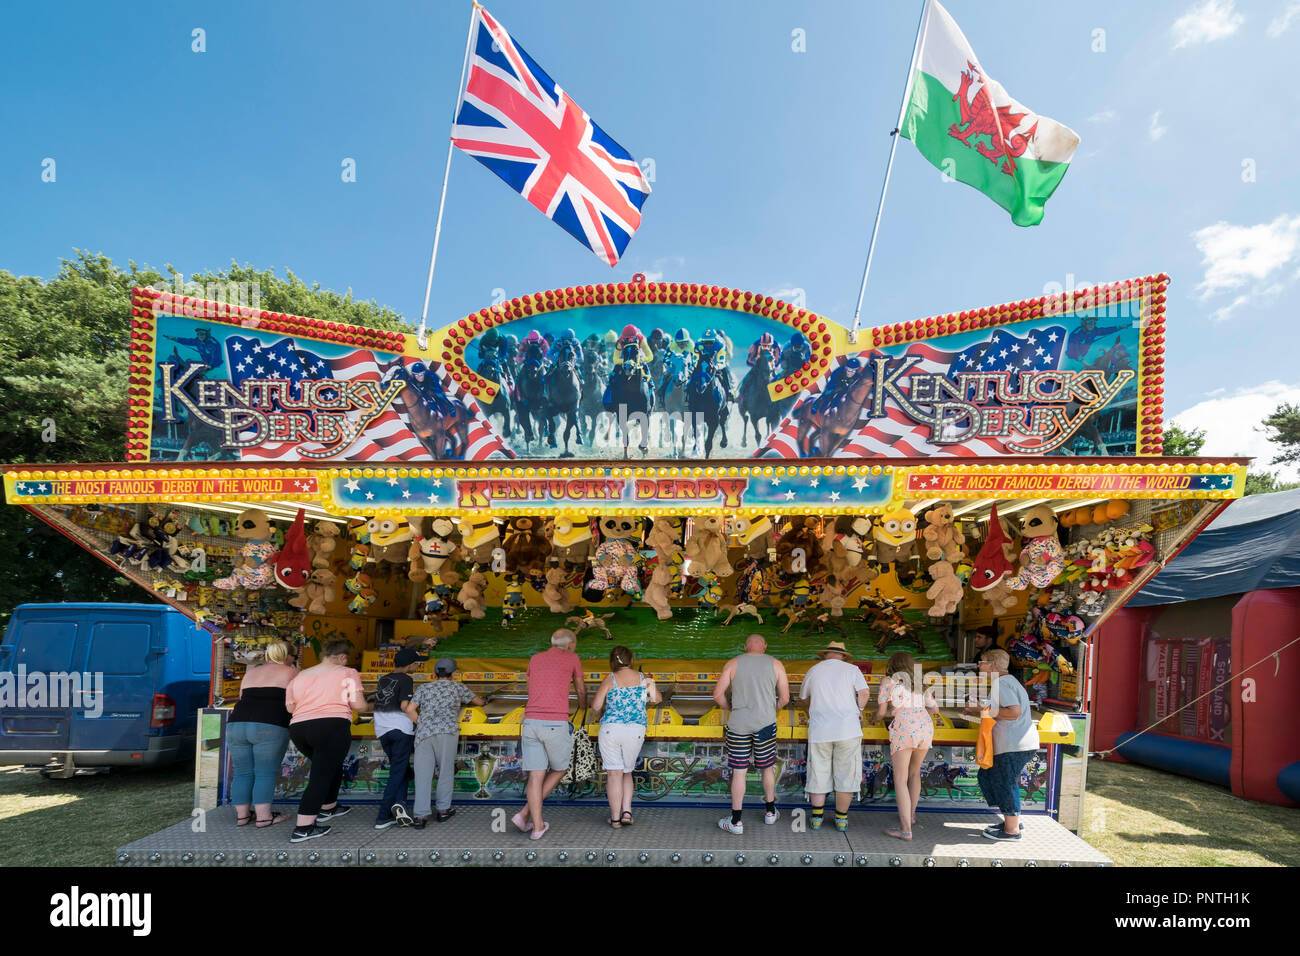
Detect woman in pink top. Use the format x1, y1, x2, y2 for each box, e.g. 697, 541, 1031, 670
228, 640, 298, 828
875, 651, 938, 842
284, 640, 369, 843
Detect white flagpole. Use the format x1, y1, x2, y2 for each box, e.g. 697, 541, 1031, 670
418, 0, 480, 351
849, 0, 930, 343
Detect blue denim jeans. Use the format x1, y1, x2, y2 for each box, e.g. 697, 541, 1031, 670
377, 729, 415, 820
227, 721, 291, 806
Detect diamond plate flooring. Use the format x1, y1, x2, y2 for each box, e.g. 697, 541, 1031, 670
117, 804, 1109, 867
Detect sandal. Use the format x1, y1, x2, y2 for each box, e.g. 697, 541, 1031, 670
236, 813, 251, 827
607, 818, 622, 829
620, 811, 634, 826
884, 828, 913, 841
255, 812, 290, 828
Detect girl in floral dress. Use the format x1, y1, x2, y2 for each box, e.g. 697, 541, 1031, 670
875, 651, 938, 840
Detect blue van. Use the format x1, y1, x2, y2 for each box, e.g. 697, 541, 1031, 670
0, 604, 210, 776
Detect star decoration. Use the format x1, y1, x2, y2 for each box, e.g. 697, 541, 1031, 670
387, 477, 398, 486
364, 491, 375, 501
809, 478, 819, 488
1047, 332, 1059, 342
829, 491, 841, 502
401, 490, 411, 499
784, 490, 796, 500
852, 476, 868, 492
427, 492, 440, 504
344, 478, 360, 493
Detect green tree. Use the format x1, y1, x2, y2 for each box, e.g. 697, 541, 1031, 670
1261, 403, 1300, 467
0, 252, 409, 621
1243, 470, 1300, 496
1161, 422, 1206, 457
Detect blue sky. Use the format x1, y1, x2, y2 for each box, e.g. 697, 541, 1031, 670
2, 0, 1298, 473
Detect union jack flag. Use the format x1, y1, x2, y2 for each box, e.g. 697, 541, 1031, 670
757, 325, 1067, 459
450, 5, 652, 266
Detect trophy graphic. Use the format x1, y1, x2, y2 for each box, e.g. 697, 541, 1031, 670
472, 750, 498, 799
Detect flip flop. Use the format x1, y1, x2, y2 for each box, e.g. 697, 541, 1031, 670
255, 812, 290, 828
510, 810, 533, 833
620, 811, 634, 826
529, 821, 550, 841
236, 814, 251, 827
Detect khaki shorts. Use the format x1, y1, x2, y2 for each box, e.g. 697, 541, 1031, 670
520, 719, 572, 772
805, 737, 862, 795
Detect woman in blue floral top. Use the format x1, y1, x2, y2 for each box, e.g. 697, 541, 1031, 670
591, 646, 660, 827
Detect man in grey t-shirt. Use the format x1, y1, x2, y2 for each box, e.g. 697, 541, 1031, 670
713, 635, 790, 835
963, 648, 1040, 841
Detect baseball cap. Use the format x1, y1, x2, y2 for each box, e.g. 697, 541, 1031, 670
394, 646, 429, 668
435, 657, 458, 676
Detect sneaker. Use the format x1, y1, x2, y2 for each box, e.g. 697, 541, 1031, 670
436, 809, 457, 823
810, 815, 824, 830
834, 816, 849, 832
290, 824, 331, 843
982, 826, 1022, 841
317, 805, 351, 822
718, 816, 744, 835
410, 817, 428, 830
392, 805, 414, 827
764, 808, 780, 825
374, 818, 398, 830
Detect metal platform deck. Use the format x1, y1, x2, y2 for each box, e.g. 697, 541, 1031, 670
115, 805, 1110, 867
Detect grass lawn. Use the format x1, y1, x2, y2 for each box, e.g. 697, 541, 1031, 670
0, 763, 192, 867
1082, 759, 1300, 867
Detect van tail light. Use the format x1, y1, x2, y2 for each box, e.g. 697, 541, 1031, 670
150, 694, 176, 728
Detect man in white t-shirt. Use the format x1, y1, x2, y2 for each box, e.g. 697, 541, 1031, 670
799, 641, 870, 831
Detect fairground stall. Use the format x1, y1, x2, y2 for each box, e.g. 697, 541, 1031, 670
4, 275, 1244, 866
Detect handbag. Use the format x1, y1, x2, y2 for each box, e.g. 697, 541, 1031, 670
561, 719, 598, 791
975, 707, 995, 769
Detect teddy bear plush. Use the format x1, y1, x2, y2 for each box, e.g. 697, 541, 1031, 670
541, 563, 574, 613
685, 515, 732, 578
455, 570, 488, 619
642, 563, 675, 621
587, 516, 644, 598
214, 509, 277, 590
925, 561, 964, 617
819, 575, 846, 617
922, 503, 966, 563
549, 516, 593, 567
307, 520, 341, 569
646, 516, 684, 562
775, 516, 823, 575
1007, 505, 1065, 591
503, 516, 553, 577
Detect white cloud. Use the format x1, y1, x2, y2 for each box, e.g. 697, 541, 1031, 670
1172, 0, 1244, 48
1267, 1, 1300, 37
1209, 294, 1250, 322
1148, 111, 1167, 141
1087, 109, 1116, 123
1173, 381, 1300, 480
642, 271, 664, 281
1192, 214, 1300, 298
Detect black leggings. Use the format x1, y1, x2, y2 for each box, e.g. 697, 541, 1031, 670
289, 718, 353, 817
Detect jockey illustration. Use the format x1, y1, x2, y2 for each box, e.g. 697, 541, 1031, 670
810, 358, 865, 416
614, 323, 653, 366
400, 362, 460, 419
695, 328, 736, 400
671, 328, 695, 356
165, 327, 223, 371
602, 330, 618, 364
747, 331, 780, 367
552, 328, 584, 376
518, 330, 549, 367
784, 331, 812, 369
1066, 315, 1131, 361
647, 327, 669, 355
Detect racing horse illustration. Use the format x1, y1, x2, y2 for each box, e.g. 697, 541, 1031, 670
658, 349, 693, 457
687, 357, 731, 457
773, 342, 809, 420
385, 363, 471, 459
603, 343, 655, 457
795, 363, 874, 457
544, 354, 583, 457
738, 349, 778, 446
579, 350, 610, 447
920, 762, 966, 799
475, 350, 513, 438
513, 356, 553, 452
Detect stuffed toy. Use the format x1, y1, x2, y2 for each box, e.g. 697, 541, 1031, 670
922, 503, 966, 563
969, 504, 1019, 615
822, 516, 878, 584
643, 563, 675, 621
457, 570, 488, 619
870, 507, 919, 580
685, 515, 732, 578
406, 517, 459, 583
214, 509, 277, 591
787, 574, 812, 608
819, 576, 846, 617
294, 568, 337, 615
725, 515, 775, 561
1007, 505, 1065, 591
541, 563, 574, 613
776, 516, 823, 575
718, 603, 764, 625
1110, 527, 1156, 585
503, 516, 553, 577
646, 516, 686, 585
501, 574, 526, 627
272, 509, 312, 596
925, 561, 964, 617
364, 516, 412, 568
457, 518, 501, 568
549, 516, 593, 567
347, 541, 371, 571
345, 571, 376, 614
695, 572, 723, 608
587, 516, 644, 599
307, 520, 341, 569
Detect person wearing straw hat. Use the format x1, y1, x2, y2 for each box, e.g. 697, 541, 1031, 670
799, 640, 870, 831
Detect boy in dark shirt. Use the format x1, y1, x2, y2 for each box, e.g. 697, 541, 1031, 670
373, 646, 426, 829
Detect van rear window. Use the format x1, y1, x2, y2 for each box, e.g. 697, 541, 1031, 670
11, 621, 77, 672
87, 623, 151, 676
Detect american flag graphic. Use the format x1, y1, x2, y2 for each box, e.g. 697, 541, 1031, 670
758, 325, 1067, 459
224, 335, 514, 462
450, 5, 652, 266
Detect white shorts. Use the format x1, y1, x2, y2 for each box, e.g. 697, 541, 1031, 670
805, 737, 863, 795
597, 723, 646, 772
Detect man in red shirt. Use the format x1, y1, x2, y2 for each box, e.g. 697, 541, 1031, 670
512, 629, 587, 840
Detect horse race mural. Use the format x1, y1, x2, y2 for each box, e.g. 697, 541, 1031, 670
136, 277, 1162, 463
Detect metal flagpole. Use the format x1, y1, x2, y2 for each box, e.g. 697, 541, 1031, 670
848, 0, 930, 343
417, 0, 480, 351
